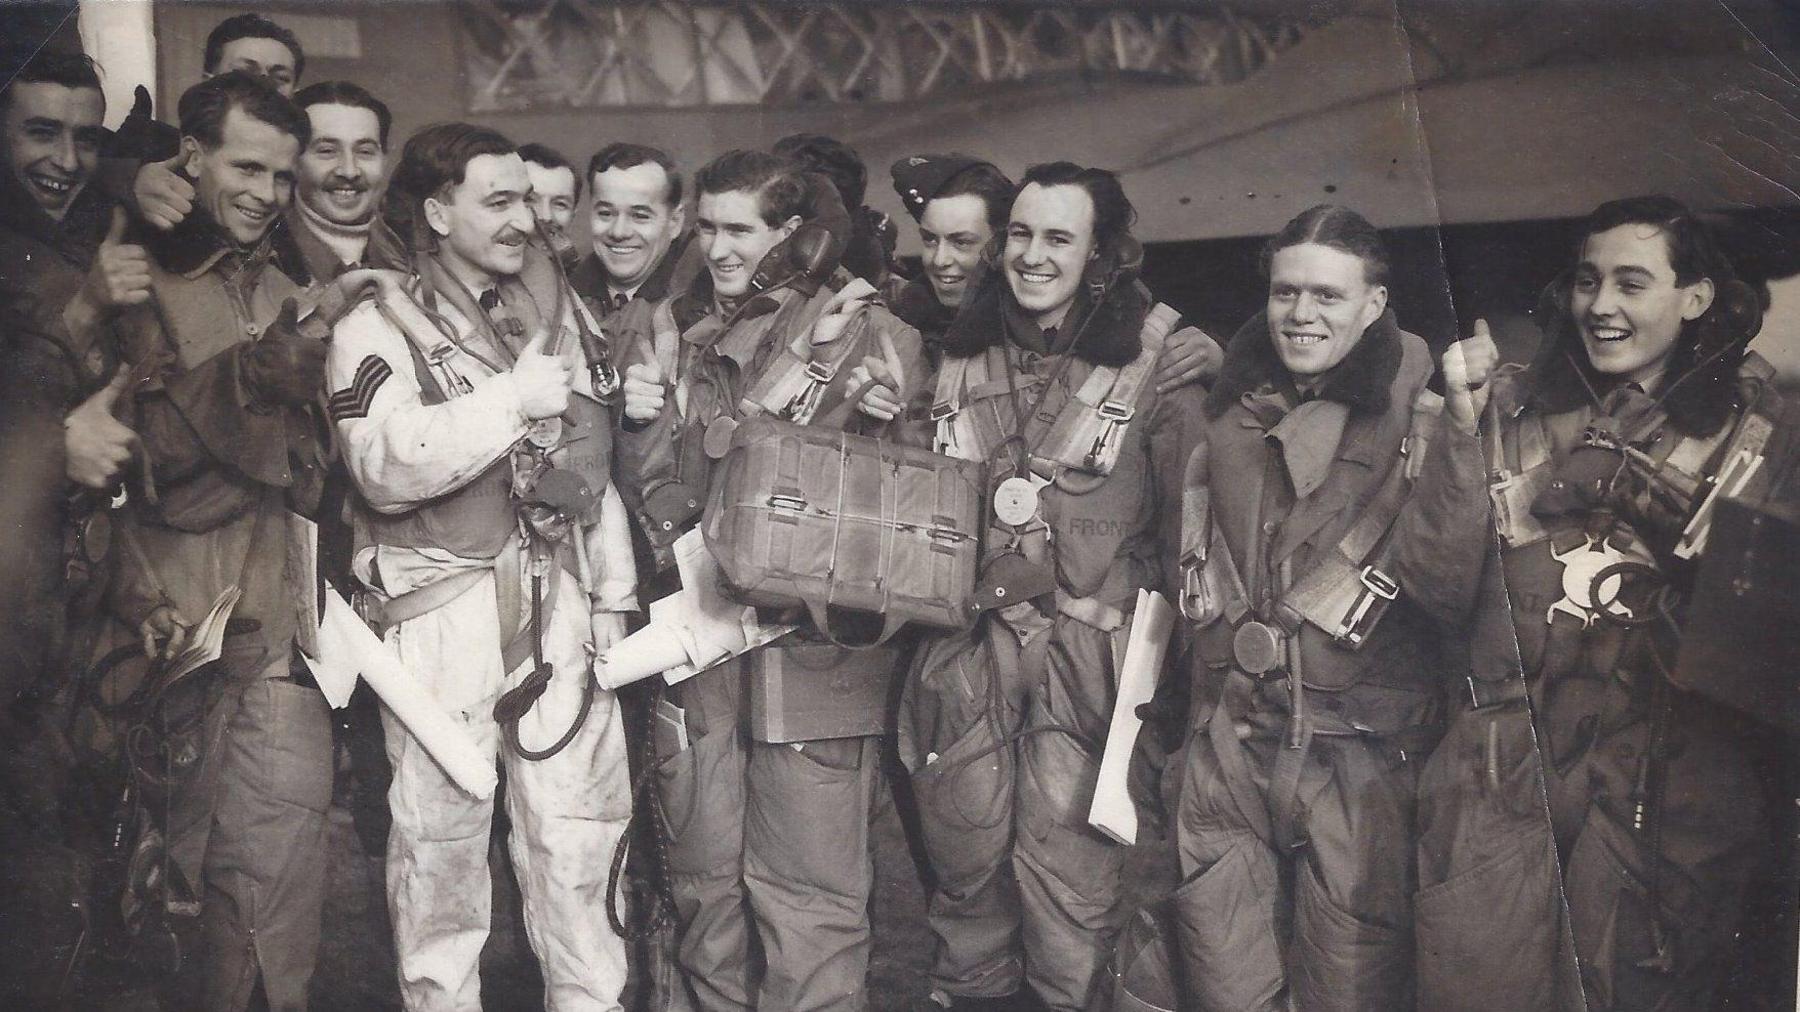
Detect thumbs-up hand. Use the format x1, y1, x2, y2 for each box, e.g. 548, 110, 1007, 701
241, 299, 329, 407
135, 152, 194, 231
621, 359, 666, 423
81, 208, 153, 313
848, 329, 906, 422
511, 326, 574, 421
1443, 319, 1499, 435
64, 367, 138, 489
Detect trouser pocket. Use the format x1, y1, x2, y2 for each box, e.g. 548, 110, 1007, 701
912, 715, 1014, 891
1562, 803, 1717, 1011
1170, 837, 1283, 1012
657, 725, 744, 876
1415, 834, 1567, 1012
1292, 859, 1412, 1012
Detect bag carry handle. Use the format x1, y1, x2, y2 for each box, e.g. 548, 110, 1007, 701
804, 599, 908, 649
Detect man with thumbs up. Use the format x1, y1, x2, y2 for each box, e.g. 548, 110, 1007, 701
325, 122, 638, 1011
74, 71, 348, 1012
0, 49, 141, 1000
1167, 205, 1498, 1011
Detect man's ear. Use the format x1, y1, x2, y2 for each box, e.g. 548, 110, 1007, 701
180, 136, 203, 176
778, 214, 802, 240
1358, 284, 1389, 332
1680, 277, 1716, 322
668, 203, 687, 234
424, 195, 452, 238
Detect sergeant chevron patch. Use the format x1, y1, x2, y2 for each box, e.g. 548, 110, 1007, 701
329, 355, 392, 422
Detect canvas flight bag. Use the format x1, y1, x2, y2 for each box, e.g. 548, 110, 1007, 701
702, 413, 984, 645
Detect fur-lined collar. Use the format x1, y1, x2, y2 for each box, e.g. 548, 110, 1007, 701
889, 278, 956, 340
143, 206, 308, 282
938, 271, 1149, 368
1205, 308, 1403, 419
1521, 310, 1750, 439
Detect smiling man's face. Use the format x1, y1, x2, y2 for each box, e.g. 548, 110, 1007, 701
427, 151, 534, 287
2, 81, 105, 222
297, 102, 385, 227
590, 161, 684, 291
1571, 223, 1714, 388
187, 106, 301, 246
1265, 241, 1388, 379
695, 188, 794, 300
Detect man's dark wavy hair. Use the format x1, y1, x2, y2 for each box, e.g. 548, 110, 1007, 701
935, 160, 1016, 235
587, 142, 682, 208
1018, 161, 1136, 263
2, 50, 102, 116
773, 133, 866, 210
178, 70, 310, 150
519, 142, 580, 200
1529, 194, 1763, 437
382, 122, 515, 251
203, 13, 305, 81
694, 149, 807, 227
293, 80, 392, 149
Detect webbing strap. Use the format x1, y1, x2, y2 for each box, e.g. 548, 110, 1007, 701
1033, 303, 1178, 476
1280, 393, 1441, 640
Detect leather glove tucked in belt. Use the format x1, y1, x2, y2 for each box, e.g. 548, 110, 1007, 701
240, 299, 327, 408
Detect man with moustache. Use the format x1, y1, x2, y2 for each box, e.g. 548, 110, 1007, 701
1168, 205, 1495, 1010
288, 81, 391, 281
614, 149, 924, 1010
573, 141, 694, 321
326, 122, 636, 1010
900, 162, 1205, 1010
92, 71, 335, 1012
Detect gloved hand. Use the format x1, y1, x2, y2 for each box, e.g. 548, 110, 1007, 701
240, 299, 327, 407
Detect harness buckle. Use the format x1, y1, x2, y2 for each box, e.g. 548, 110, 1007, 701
1333, 566, 1399, 647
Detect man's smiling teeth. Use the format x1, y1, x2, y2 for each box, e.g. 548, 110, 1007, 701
605, 243, 639, 256
31, 174, 73, 194
237, 205, 270, 222
1286, 333, 1326, 346
1589, 326, 1630, 342
1017, 269, 1054, 285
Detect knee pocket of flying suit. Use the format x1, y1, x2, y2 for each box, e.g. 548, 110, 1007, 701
1170, 836, 1284, 1012
658, 726, 745, 876
746, 737, 871, 894
1562, 803, 1715, 1011
1415, 831, 1566, 1012
912, 716, 1014, 892
1291, 858, 1413, 1012
1016, 728, 1118, 911
237, 680, 334, 818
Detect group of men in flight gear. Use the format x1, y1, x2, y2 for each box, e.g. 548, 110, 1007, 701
0, 10, 1794, 1012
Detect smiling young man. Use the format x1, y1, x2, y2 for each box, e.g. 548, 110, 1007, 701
325, 122, 637, 1011
288, 81, 390, 282
89, 71, 343, 1012
572, 141, 693, 321
611, 148, 924, 1011
0, 49, 139, 1002
896, 161, 1208, 1011
1486, 196, 1800, 1011
1167, 204, 1497, 1011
